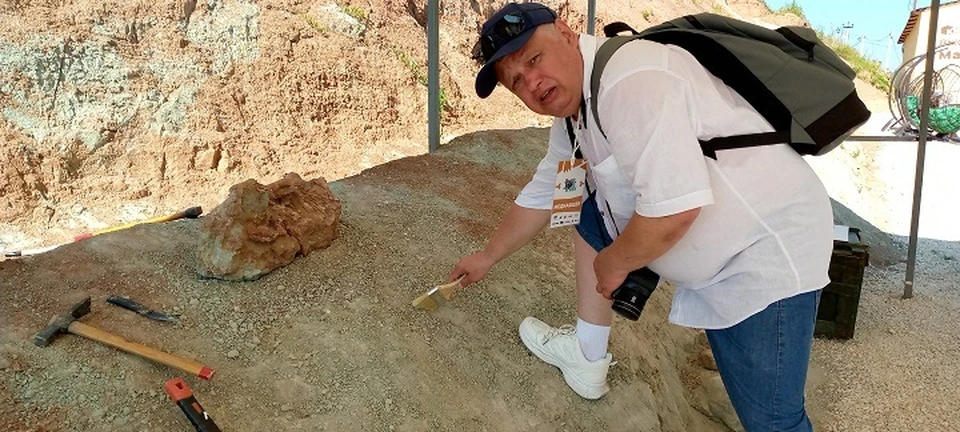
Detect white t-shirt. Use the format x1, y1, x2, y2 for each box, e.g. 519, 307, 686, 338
515, 35, 833, 329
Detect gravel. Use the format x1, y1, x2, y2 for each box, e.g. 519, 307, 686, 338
806, 110, 960, 430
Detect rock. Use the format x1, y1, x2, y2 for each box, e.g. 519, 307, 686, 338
308, 4, 366, 38
698, 348, 718, 371
695, 330, 710, 349
697, 372, 743, 432
227, 350, 240, 359
196, 173, 341, 281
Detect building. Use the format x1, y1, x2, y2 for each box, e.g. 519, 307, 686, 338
899, 0, 960, 65
895, 0, 960, 134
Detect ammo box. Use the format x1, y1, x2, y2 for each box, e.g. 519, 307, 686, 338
815, 227, 869, 340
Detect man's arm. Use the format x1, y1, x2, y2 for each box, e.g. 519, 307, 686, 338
594, 208, 700, 299
449, 204, 551, 287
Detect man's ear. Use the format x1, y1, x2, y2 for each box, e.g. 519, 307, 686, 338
554, 19, 577, 45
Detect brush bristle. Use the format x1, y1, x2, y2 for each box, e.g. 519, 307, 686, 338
411, 293, 439, 311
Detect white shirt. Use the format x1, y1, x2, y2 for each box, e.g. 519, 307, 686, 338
515, 35, 833, 329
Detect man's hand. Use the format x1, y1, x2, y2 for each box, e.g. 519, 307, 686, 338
594, 248, 630, 300
591, 208, 701, 300
449, 251, 497, 288
446, 204, 551, 289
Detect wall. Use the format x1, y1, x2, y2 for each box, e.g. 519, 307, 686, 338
902, 2, 960, 67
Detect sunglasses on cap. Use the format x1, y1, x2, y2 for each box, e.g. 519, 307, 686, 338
472, 5, 557, 64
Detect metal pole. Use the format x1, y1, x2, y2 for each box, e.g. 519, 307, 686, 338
904, 0, 940, 299
845, 136, 919, 142
427, 0, 440, 152
587, 0, 596, 35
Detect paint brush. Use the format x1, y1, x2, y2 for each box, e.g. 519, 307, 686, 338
411, 277, 465, 311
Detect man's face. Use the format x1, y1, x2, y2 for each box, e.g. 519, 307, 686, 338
494, 21, 583, 118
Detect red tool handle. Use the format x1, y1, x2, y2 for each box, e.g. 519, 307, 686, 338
165, 377, 195, 402
165, 377, 221, 432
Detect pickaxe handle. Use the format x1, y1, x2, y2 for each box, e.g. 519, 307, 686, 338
68, 321, 214, 380
74, 206, 203, 241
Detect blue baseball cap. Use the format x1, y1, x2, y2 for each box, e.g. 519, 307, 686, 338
474, 3, 558, 98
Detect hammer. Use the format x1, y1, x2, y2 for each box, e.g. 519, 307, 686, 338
34, 297, 214, 380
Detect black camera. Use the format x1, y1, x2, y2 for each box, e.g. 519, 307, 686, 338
611, 267, 660, 321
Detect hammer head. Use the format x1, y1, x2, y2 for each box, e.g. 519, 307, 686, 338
33, 297, 91, 347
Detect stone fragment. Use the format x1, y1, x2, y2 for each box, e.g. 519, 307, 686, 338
196, 173, 340, 281
698, 348, 718, 371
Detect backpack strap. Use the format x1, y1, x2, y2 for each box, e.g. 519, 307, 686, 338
699, 131, 791, 158
683, 15, 707, 30
775, 27, 815, 61
589, 35, 641, 141
588, 22, 644, 140
603, 22, 641, 36
589, 22, 795, 160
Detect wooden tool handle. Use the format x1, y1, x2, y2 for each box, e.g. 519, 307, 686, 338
68, 321, 214, 380
437, 277, 464, 300
79, 207, 204, 239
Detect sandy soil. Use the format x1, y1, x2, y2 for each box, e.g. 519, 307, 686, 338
2, 128, 733, 432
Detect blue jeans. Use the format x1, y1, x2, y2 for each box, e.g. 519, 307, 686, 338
579, 192, 820, 430
576, 191, 613, 252
579, 191, 819, 430
706, 290, 822, 432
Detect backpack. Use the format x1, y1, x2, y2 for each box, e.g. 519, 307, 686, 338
588, 13, 872, 159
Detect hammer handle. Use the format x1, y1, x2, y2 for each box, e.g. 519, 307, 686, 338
68, 321, 214, 380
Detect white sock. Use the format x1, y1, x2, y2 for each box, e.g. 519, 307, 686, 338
576, 318, 611, 362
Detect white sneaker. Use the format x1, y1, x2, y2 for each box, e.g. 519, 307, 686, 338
518, 316, 613, 400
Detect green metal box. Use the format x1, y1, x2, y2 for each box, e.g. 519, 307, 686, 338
815, 228, 869, 340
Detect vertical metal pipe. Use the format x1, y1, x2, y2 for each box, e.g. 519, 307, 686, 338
428, 0, 440, 152
904, 0, 940, 299
587, 0, 596, 35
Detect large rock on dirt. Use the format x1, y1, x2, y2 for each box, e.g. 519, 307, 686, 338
195, 173, 340, 281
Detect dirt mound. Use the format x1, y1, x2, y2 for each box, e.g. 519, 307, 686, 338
2, 128, 756, 431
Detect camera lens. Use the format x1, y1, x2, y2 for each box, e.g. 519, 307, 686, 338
611, 267, 659, 321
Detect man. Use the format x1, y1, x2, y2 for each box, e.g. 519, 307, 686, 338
448, 3, 832, 431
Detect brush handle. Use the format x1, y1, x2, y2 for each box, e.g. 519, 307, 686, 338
437, 277, 464, 300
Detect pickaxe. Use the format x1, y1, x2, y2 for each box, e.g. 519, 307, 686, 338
4, 206, 203, 258
33, 297, 214, 380
73, 206, 204, 241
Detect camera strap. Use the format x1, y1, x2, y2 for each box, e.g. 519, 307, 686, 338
565, 98, 621, 247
